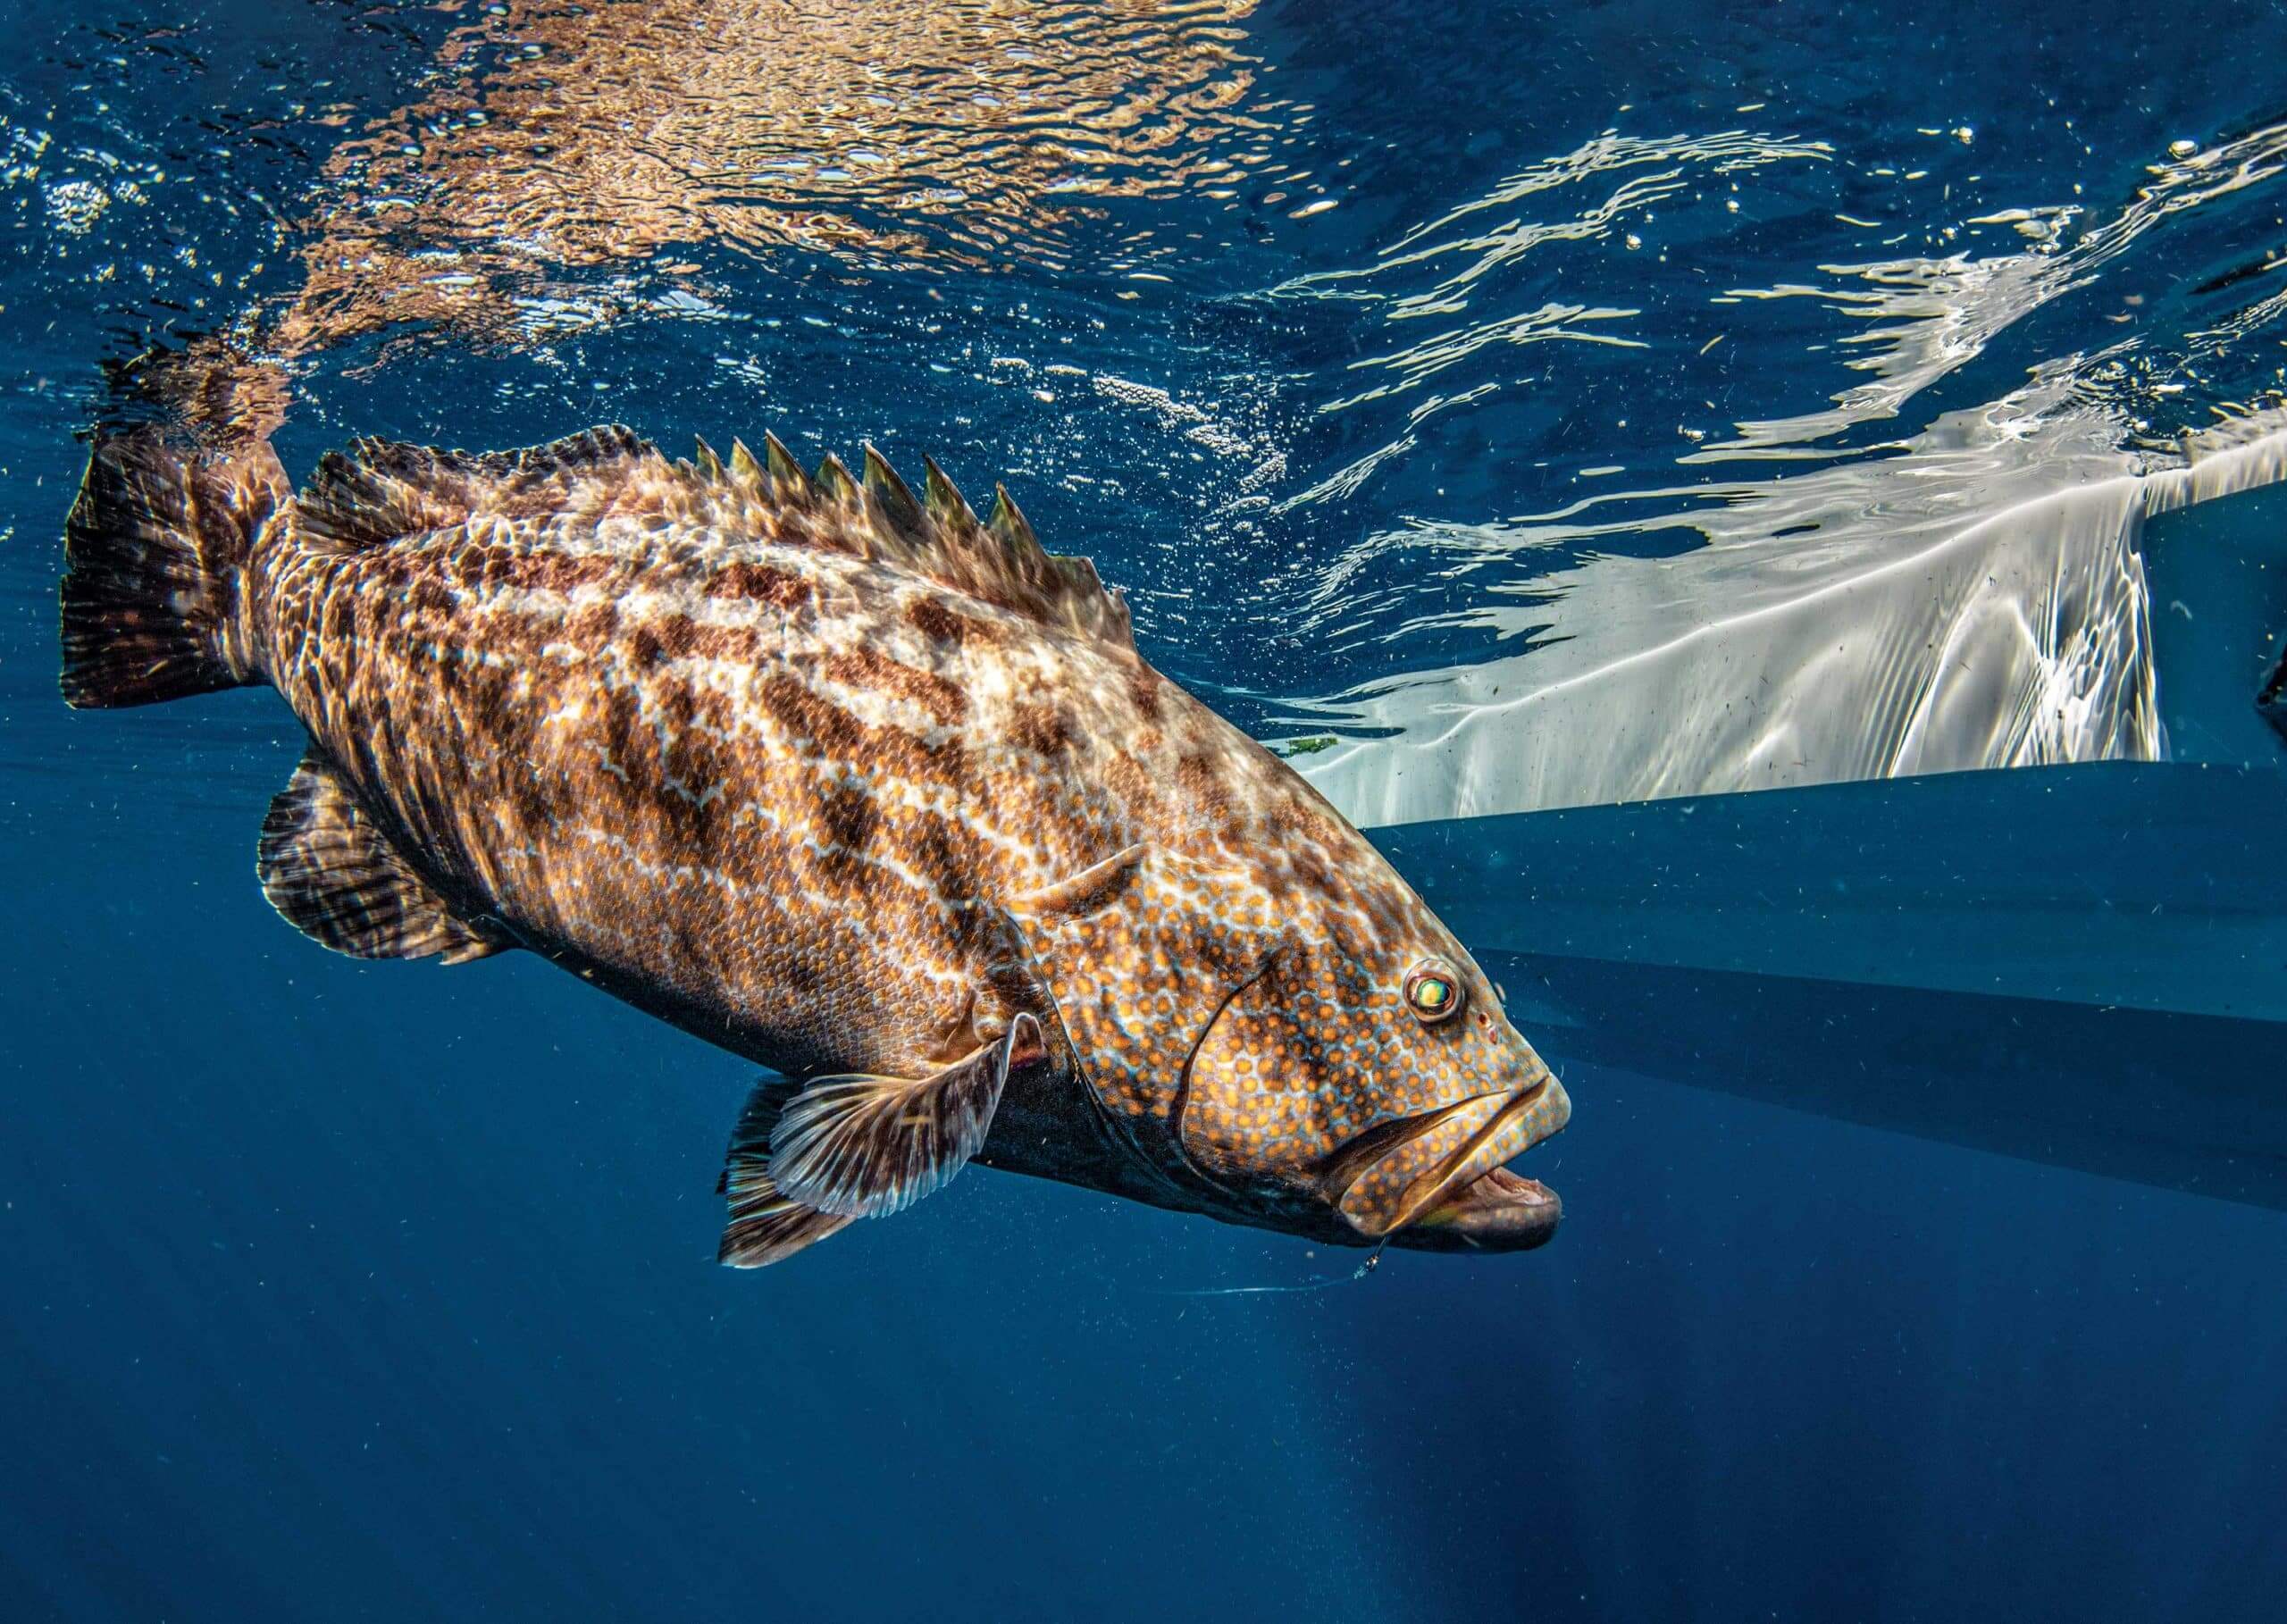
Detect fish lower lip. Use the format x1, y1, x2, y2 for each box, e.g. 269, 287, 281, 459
1402, 1165, 1562, 1251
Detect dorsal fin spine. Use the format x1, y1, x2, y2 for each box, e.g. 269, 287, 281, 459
862, 445, 923, 540
763, 431, 813, 501
921, 455, 977, 528
987, 482, 1036, 556
727, 438, 765, 493
816, 452, 859, 505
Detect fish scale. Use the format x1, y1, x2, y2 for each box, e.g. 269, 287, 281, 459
60, 422, 1571, 1264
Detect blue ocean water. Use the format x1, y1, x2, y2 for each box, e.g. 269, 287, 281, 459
4, 3, 2287, 1620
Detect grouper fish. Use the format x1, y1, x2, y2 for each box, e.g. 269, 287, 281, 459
60, 424, 1571, 1266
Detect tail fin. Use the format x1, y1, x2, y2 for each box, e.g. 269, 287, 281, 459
60, 433, 288, 708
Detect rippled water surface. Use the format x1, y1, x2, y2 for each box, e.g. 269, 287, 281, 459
4, 4, 2286, 1620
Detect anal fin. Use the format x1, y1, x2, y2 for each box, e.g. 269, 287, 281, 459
717, 1077, 853, 1268
767, 1015, 1044, 1219
258, 750, 510, 964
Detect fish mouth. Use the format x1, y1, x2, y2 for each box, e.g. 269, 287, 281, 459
1328, 1072, 1571, 1253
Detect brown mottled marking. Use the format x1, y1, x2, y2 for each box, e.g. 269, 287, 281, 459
821, 646, 968, 727
708, 558, 814, 607
751, 671, 853, 758
816, 783, 881, 857
1175, 752, 1234, 823
1127, 664, 1163, 721
1008, 700, 1072, 758
906, 596, 989, 647
484, 543, 614, 598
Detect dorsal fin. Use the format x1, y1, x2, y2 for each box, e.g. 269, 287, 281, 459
293, 422, 1134, 649
298, 424, 654, 548
829, 448, 1132, 650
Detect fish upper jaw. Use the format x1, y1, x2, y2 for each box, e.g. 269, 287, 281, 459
1328, 1069, 1571, 1253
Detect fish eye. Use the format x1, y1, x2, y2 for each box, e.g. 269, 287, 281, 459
1403, 958, 1465, 1025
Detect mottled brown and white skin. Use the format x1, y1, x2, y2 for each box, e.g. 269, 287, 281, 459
60, 424, 1570, 1266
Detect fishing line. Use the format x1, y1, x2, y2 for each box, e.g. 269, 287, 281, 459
1154, 1243, 1387, 1297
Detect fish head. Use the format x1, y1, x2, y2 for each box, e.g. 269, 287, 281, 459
1180, 914, 1571, 1253
1009, 840, 1569, 1252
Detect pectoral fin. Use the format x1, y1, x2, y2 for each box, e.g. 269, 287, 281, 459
767, 1015, 1044, 1218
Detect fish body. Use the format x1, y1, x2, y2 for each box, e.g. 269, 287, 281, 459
61, 425, 1569, 1265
